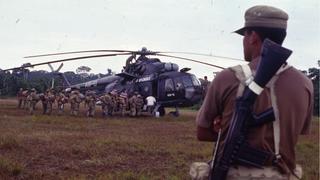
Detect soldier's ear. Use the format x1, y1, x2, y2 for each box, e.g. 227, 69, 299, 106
249, 31, 262, 45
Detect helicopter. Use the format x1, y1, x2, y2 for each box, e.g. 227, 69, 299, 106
3, 47, 242, 116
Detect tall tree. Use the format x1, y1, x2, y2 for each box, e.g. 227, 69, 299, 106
76, 66, 92, 78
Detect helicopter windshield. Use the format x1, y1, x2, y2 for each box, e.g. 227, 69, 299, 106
182, 76, 193, 87
189, 75, 200, 86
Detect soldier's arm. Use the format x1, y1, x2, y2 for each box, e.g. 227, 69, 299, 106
196, 71, 229, 142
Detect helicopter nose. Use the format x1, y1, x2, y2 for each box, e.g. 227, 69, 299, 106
185, 86, 202, 103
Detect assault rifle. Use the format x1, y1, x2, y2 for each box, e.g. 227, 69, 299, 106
209, 39, 292, 180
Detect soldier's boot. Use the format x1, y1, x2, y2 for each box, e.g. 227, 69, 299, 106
23, 101, 27, 109
18, 100, 22, 108
57, 104, 63, 115
29, 103, 34, 115
121, 109, 125, 116
47, 103, 52, 115
108, 107, 113, 116
74, 110, 78, 116
136, 108, 141, 116
91, 109, 95, 117
103, 107, 108, 117
131, 108, 136, 117
25, 102, 29, 111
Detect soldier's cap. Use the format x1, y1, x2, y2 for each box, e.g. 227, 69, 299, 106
234, 5, 288, 35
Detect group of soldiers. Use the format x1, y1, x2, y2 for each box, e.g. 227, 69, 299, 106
16, 87, 149, 118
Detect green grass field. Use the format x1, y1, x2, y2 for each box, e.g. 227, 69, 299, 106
0, 99, 319, 179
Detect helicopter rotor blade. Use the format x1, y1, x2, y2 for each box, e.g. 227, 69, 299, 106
3, 52, 132, 71
24, 49, 243, 62
156, 53, 225, 69
160, 51, 244, 62
24, 50, 136, 58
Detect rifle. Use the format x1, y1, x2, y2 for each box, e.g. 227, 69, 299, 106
209, 39, 292, 180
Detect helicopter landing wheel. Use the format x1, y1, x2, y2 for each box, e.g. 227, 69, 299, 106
158, 106, 166, 117
169, 111, 180, 117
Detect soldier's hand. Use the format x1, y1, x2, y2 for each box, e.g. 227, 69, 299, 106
213, 116, 222, 133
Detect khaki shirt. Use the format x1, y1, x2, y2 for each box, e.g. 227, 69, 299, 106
196, 58, 313, 174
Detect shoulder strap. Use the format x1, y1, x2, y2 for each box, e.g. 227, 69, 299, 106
266, 64, 292, 161
229, 64, 253, 97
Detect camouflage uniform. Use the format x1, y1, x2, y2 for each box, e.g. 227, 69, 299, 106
110, 90, 118, 115
39, 93, 48, 115
46, 89, 55, 115
69, 90, 82, 116
56, 92, 68, 115
27, 89, 39, 115
100, 93, 113, 116
189, 162, 302, 180
17, 88, 24, 108
118, 91, 128, 116
85, 91, 96, 117
129, 94, 137, 117
22, 90, 30, 110
135, 94, 144, 116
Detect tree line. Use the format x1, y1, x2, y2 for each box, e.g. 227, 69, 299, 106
0, 66, 113, 96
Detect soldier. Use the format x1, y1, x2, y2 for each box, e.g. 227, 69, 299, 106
85, 90, 97, 117
202, 76, 210, 97
17, 88, 24, 108
27, 88, 39, 115
22, 89, 30, 110
118, 90, 128, 116
194, 5, 313, 180
135, 94, 144, 116
129, 92, 137, 117
69, 88, 82, 116
46, 89, 55, 115
110, 90, 118, 115
39, 93, 48, 115
100, 92, 113, 117
56, 91, 68, 115
99, 94, 106, 116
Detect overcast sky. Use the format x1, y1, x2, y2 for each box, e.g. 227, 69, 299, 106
0, 0, 319, 80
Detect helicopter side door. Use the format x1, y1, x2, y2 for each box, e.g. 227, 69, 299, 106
135, 81, 153, 97
172, 76, 185, 101
158, 78, 176, 102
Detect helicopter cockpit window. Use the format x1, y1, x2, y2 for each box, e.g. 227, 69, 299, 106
165, 79, 174, 91
174, 77, 184, 90
191, 75, 201, 86
182, 76, 193, 87
176, 82, 183, 90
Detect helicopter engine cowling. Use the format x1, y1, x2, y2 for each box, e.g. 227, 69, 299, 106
164, 63, 179, 72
